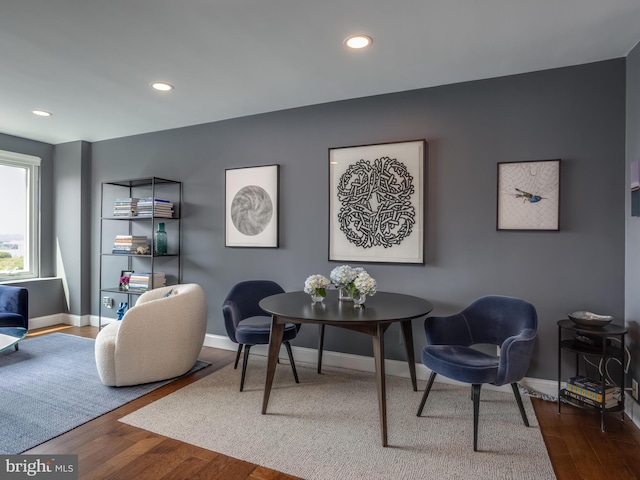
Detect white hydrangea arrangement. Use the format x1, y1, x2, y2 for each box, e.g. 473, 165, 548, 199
329, 265, 376, 298
304, 274, 330, 298
354, 270, 377, 296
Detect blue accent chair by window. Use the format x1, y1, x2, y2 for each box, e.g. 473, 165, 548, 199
0, 285, 29, 350
222, 280, 300, 391
417, 295, 538, 451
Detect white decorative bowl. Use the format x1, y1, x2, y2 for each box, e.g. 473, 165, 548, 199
568, 311, 613, 328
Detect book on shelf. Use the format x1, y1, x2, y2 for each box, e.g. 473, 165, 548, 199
129, 272, 166, 290
565, 383, 619, 403
562, 389, 618, 409
568, 375, 618, 393
112, 198, 139, 217
112, 235, 149, 254
135, 197, 174, 218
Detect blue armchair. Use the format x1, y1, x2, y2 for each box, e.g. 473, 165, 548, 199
222, 280, 300, 391
0, 285, 29, 350
416, 295, 537, 451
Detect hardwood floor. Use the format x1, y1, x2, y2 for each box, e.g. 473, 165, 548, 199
21, 325, 640, 479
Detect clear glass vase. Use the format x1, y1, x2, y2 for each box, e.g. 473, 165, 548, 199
353, 292, 367, 307
339, 287, 354, 302
310, 291, 324, 304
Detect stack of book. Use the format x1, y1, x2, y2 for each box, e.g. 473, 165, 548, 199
136, 197, 174, 218
113, 198, 139, 217
129, 272, 166, 291
563, 375, 620, 409
112, 235, 149, 254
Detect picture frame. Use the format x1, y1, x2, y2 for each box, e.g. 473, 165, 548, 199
225, 164, 279, 248
329, 140, 426, 264
497, 159, 561, 231
119, 270, 133, 291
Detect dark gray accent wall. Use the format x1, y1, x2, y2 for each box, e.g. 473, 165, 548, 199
626, 41, 640, 396
90, 59, 626, 381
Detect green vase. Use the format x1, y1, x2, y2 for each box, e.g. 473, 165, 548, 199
154, 222, 167, 255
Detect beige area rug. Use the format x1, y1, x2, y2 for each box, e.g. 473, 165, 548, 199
120, 357, 556, 480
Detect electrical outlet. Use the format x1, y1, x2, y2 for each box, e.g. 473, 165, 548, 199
102, 296, 113, 309
633, 379, 639, 401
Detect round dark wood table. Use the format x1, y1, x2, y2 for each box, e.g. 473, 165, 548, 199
259, 290, 433, 447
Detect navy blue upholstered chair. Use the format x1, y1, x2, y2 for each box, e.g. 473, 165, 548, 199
222, 280, 300, 391
0, 285, 29, 351
417, 295, 537, 451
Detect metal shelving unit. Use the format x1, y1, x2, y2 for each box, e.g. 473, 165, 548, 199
98, 177, 182, 328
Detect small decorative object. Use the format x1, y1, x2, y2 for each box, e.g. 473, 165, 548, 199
119, 270, 132, 291
116, 302, 128, 320
135, 245, 150, 255
568, 311, 613, 328
304, 274, 330, 304
329, 265, 377, 305
155, 222, 168, 255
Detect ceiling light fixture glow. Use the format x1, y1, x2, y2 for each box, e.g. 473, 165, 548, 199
32, 110, 52, 117
345, 34, 372, 49
151, 82, 174, 92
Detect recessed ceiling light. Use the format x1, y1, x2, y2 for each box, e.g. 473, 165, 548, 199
151, 82, 174, 92
345, 34, 372, 49
32, 110, 52, 117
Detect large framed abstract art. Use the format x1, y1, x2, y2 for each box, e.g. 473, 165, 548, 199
329, 140, 426, 264
497, 159, 561, 231
225, 164, 279, 248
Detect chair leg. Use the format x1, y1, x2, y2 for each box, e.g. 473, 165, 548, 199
472, 384, 481, 451
240, 345, 252, 392
511, 382, 530, 427
317, 324, 325, 374
284, 341, 300, 384
416, 371, 437, 416
234, 344, 243, 369
15, 343, 19, 351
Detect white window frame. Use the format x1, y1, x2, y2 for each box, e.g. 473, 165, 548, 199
0, 149, 41, 281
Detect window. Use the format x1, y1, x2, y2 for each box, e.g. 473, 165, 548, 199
0, 149, 40, 280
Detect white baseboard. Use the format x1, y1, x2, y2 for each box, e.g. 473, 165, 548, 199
27, 319, 634, 420
203, 333, 558, 398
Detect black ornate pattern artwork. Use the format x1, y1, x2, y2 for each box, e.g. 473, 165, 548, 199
336, 157, 415, 248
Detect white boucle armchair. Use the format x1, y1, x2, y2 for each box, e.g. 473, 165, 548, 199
95, 283, 207, 386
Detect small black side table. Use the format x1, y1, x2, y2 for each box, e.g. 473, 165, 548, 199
557, 319, 627, 431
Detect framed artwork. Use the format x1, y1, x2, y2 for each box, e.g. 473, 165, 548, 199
119, 270, 133, 291
497, 159, 561, 231
225, 164, 279, 248
329, 140, 426, 264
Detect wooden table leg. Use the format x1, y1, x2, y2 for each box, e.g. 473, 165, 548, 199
372, 323, 388, 447
400, 320, 417, 391
262, 317, 285, 414
317, 324, 325, 374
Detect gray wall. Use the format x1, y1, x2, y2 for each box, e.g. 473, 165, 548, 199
53, 141, 92, 315
90, 59, 626, 381
626, 41, 640, 395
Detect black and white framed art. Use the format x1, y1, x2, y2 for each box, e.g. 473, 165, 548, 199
329, 140, 426, 264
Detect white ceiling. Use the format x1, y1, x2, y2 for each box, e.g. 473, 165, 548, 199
2, 1, 640, 145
